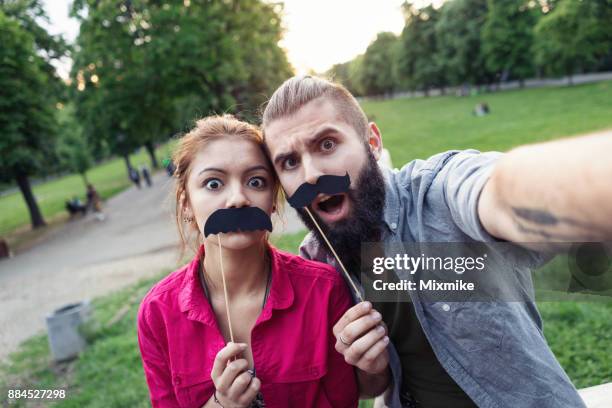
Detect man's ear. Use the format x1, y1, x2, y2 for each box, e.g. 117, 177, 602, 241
367, 122, 383, 160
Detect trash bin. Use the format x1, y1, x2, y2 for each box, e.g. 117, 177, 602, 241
46, 301, 91, 362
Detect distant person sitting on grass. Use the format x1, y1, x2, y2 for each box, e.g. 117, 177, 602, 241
473, 102, 490, 116
137, 115, 358, 408
65, 196, 87, 218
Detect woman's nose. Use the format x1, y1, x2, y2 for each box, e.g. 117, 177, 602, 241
226, 185, 251, 208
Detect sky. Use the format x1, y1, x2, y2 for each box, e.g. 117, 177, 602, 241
41, 0, 434, 77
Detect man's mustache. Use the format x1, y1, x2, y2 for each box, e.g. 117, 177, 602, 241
286, 173, 351, 209
203, 207, 273, 237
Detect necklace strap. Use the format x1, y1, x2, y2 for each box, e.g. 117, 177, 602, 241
199, 251, 272, 312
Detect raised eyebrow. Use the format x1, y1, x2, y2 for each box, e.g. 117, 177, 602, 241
273, 127, 340, 165
273, 151, 294, 166
307, 127, 340, 148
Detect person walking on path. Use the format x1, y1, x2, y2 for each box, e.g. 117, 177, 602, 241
141, 165, 153, 187
129, 166, 142, 189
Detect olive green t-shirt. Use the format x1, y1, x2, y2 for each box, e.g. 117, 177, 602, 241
375, 298, 477, 408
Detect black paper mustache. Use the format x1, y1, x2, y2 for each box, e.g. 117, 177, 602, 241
203, 207, 273, 237
286, 173, 351, 209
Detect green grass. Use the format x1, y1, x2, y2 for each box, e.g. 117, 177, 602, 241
539, 302, 612, 388
270, 229, 307, 251
0, 142, 177, 237
362, 81, 612, 165
0, 275, 157, 407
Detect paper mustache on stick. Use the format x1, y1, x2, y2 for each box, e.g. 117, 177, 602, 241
286, 172, 351, 209
202, 206, 273, 344
285, 173, 364, 301
204, 206, 273, 237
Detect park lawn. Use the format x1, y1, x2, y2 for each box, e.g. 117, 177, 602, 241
361, 80, 612, 166
1, 231, 611, 407
0, 141, 178, 237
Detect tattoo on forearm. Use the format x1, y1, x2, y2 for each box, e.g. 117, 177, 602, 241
511, 207, 598, 240
512, 208, 559, 225
512, 207, 595, 229
514, 223, 584, 240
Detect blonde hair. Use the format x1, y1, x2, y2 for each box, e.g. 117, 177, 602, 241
262, 75, 369, 140
172, 114, 279, 257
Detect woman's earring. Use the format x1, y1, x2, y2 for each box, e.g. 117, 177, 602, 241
183, 215, 194, 223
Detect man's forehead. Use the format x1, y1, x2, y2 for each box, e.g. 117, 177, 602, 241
264, 97, 345, 151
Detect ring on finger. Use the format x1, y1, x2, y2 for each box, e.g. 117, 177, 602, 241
339, 334, 351, 346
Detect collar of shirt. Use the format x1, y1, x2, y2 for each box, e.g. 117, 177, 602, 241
381, 166, 401, 236
177, 243, 295, 326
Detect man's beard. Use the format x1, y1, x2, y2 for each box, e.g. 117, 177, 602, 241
297, 149, 386, 280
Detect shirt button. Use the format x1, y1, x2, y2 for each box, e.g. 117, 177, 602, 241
442, 304, 450, 312
390, 222, 397, 230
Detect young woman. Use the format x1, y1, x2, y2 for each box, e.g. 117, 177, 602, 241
137, 115, 358, 408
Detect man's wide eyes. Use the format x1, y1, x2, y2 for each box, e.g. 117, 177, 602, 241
321, 138, 336, 151
280, 140, 336, 170
283, 157, 298, 170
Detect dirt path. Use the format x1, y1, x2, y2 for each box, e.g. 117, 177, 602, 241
0, 172, 304, 362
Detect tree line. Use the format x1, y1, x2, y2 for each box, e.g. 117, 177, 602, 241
1, 0, 291, 229
328, 0, 612, 96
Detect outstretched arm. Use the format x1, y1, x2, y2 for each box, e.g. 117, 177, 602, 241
479, 131, 612, 250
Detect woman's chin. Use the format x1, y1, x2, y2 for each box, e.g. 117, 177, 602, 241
216, 231, 265, 251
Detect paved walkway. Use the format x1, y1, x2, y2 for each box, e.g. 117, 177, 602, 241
0, 172, 304, 362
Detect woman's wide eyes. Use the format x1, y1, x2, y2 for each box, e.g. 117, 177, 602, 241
204, 176, 266, 190
248, 177, 266, 188
204, 178, 223, 190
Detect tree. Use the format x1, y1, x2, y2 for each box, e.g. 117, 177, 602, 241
326, 56, 365, 97
482, 0, 537, 86
533, 0, 612, 83
360, 32, 400, 96
1, 0, 68, 99
70, 0, 175, 171
397, 4, 445, 94
0, 11, 58, 228
223, 0, 293, 121
56, 104, 93, 187
435, 0, 492, 87
70, 0, 292, 170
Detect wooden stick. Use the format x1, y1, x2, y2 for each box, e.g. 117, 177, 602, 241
217, 234, 235, 343
304, 207, 364, 302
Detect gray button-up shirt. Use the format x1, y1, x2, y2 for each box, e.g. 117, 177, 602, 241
300, 150, 585, 408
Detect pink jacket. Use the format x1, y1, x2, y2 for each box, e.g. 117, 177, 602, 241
137, 245, 358, 407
